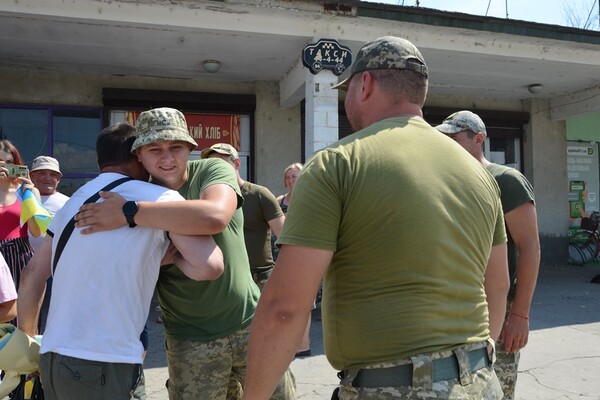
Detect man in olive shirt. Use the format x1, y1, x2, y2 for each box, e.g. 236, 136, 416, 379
243, 36, 508, 400
201, 143, 285, 290
436, 110, 540, 400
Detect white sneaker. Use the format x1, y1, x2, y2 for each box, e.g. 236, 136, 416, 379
157, 314, 163, 323
155, 305, 161, 312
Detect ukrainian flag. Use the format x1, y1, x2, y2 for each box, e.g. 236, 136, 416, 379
16, 186, 52, 235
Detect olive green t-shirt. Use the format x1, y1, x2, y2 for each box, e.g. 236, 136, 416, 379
278, 117, 506, 370
486, 163, 535, 296
157, 158, 260, 341
240, 181, 284, 272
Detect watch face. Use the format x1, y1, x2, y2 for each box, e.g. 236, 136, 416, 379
123, 201, 138, 228
123, 201, 138, 215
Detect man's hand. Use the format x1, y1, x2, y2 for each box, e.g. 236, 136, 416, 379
74, 191, 127, 233
501, 313, 529, 352
17, 177, 40, 200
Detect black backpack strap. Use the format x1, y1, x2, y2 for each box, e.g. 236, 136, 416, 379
52, 177, 133, 274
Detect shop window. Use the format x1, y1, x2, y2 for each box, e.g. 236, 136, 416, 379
103, 88, 256, 181
0, 105, 102, 195
110, 110, 252, 181
486, 136, 521, 170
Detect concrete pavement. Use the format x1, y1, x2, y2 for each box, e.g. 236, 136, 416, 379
143, 264, 600, 399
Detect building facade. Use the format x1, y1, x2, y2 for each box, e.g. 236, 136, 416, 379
2, 0, 600, 265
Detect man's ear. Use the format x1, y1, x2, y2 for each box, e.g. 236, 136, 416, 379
476, 132, 486, 146
359, 71, 376, 101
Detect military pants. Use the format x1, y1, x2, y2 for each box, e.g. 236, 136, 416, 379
495, 301, 521, 400
165, 324, 296, 400
335, 341, 503, 399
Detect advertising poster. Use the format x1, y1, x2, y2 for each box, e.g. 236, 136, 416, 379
125, 111, 241, 151
567, 141, 599, 235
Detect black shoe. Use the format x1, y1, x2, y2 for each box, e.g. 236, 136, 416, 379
295, 349, 311, 357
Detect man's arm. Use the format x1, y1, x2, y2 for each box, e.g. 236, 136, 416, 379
501, 201, 540, 352
0, 299, 16, 323
168, 233, 224, 281
17, 235, 53, 336
75, 184, 238, 235
267, 215, 285, 238
484, 242, 509, 342
243, 244, 332, 400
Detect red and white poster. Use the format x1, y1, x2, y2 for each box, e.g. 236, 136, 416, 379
126, 111, 241, 151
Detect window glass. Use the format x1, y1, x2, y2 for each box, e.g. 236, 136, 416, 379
1, 105, 102, 196
109, 110, 251, 180
0, 108, 48, 164
488, 137, 521, 170
52, 108, 101, 175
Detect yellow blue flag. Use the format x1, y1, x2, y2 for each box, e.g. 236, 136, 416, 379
16, 186, 52, 235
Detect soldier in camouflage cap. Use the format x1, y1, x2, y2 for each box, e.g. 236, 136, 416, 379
437, 110, 540, 400
333, 36, 428, 90
131, 107, 197, 153
75, 108, 296, 399
435, 110, 487, 136
244, 35, 506, 400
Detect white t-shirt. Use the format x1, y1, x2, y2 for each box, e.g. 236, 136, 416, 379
29, 192, 70, 251
0, 254, 17, 303
40, 173, 183, 364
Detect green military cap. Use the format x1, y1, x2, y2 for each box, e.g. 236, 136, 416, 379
131, 107, 198, 153
435, 110, 487, 136
333, 36, 428, 90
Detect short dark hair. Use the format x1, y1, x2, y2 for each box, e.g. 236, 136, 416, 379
96, 123, 138, 170
0, 139, 25, 165
370, 69, 428, 106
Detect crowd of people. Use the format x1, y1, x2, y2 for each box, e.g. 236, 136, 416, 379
0, 34, 541, 400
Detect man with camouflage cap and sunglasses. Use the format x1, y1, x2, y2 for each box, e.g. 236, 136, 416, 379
244, 36, 508, 399
436, 110, 540, 400
200, 143, 285, 291
74, 107, 296, 400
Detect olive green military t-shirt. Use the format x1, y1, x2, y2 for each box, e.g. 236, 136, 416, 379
240, 181, 284, 272
157, 158, 260, 341
486, 163, 535, 295
278, 117, 506, 370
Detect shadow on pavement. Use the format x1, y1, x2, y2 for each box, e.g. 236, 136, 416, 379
530, 264, 600, 330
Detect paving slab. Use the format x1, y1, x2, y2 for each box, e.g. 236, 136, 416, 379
143, 264, 600, 399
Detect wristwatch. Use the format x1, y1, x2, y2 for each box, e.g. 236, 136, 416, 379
122, 201, 139, 228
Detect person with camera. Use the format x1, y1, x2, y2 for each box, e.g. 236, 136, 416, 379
0, 139, 42, 294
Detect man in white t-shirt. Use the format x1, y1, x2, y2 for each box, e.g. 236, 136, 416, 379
18, 123, 224, 400
0, 253, 17, 323
28, 155, 70, 333
29, 156, 70, 251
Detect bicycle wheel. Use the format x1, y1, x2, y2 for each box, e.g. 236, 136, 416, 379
569, 231, 599, 265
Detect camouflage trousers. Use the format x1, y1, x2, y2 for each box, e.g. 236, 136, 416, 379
165, 324, 296, 400
494, 340, 519, 400
495, 302, 521, 400
336, 341, 503, 399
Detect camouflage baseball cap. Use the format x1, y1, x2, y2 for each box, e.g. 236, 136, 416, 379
131, 107, 198, 153
435, 110, 487, 136
200, 143, 239, 159
333, 36, 428, 90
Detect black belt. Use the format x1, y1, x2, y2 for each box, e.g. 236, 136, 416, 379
251, 268, 273, 282
352, 347, 489, 388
